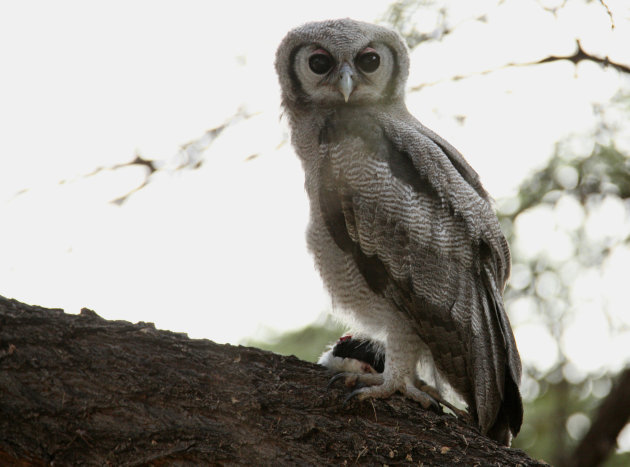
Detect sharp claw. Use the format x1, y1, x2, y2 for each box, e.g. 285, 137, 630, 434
415, 379, 463, 416
343, 388, 364, 406
420, 392, 442, 412
428, 395, 442, 413
327, 372, 349, 389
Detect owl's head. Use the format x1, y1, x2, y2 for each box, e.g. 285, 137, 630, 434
276, 19, 409, 111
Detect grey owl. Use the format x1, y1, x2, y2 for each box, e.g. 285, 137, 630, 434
275, 18, 522, 446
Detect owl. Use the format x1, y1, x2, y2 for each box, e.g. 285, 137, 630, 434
275, 18, 522, 446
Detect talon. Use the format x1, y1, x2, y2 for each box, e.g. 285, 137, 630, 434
403, 383, 441, 411
327, 372, 359, 389
343, 388, 364, 406
427, 394, 442, 413
450, 406, 473, 423
327, 373, 346, 389
420, 391, 441, 412
414, 379, 467, 418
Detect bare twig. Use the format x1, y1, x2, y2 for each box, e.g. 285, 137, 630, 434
599, 0, 615, 30
411, 40, 630, 92
9, 109, 253, 206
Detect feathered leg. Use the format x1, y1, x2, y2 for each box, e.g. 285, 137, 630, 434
323, 334, 470, 418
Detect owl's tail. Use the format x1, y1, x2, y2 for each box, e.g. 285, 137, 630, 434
478, 260, 523, 446
486, 369, 523, 445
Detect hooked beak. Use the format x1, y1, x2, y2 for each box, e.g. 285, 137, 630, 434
338, 63, 354, 103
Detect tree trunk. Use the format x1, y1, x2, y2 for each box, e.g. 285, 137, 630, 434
0, 295, 543, 466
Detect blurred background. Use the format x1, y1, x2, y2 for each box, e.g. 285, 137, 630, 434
1, 0, 629, 464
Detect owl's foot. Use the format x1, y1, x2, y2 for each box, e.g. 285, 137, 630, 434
328, 371, 438, 411
321, 335, 468, 419
329, 372, 466, 417
327, 371, 384, 389
346, 378, 440, 411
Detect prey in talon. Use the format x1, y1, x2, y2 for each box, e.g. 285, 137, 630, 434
320, 335, 468, 417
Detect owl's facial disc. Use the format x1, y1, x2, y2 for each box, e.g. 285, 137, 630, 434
294, 42, 393, 106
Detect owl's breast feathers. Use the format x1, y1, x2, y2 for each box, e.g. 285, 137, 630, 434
315, 108, 522, 442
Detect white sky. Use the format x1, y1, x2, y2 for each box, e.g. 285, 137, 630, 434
1, 0, 629, 383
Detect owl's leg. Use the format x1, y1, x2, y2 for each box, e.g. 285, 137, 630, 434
341, 332, 440, 411
330, 370, 465, 416
322, 334, 463, 415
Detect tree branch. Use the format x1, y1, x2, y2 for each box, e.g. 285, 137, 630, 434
0, 295, 543, 465
411, 40, 630, 92
598, 0, 615, 30
535, 40, 629, 74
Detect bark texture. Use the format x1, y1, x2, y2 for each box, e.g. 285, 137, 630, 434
0, 295, 544, 466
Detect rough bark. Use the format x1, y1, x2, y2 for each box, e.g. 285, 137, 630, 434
0, 295, 544, 466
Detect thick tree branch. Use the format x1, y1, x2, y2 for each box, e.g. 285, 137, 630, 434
0, 295, 543, 465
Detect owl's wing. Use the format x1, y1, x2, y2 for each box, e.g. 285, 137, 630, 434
318, 113, 522, 439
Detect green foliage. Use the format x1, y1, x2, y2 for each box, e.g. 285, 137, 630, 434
382, 0, 434, 48
505, 143, 630, 220
500, 126, 630, 463
513, 370, 630, 466
243, 317, 346, 363
604, 450, 630, 467
513, 370, 614, 464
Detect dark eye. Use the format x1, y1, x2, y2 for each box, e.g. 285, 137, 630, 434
357, 50, 380, 73
309, 50, 333, 75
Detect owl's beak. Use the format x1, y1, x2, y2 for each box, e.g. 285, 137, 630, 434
338, 63, 354, 103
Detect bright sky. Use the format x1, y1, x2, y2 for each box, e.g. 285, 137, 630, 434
1, 0, 629, 387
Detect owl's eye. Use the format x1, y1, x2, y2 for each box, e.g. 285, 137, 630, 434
357, 49, 380, 73
309, 49, 333, 75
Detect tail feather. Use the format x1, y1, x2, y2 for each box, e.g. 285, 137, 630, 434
477, 258, 523, 445
487, 368, 523, 445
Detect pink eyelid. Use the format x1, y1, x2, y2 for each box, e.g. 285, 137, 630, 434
360, 47, 377, 55
312, 48, 331, 56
